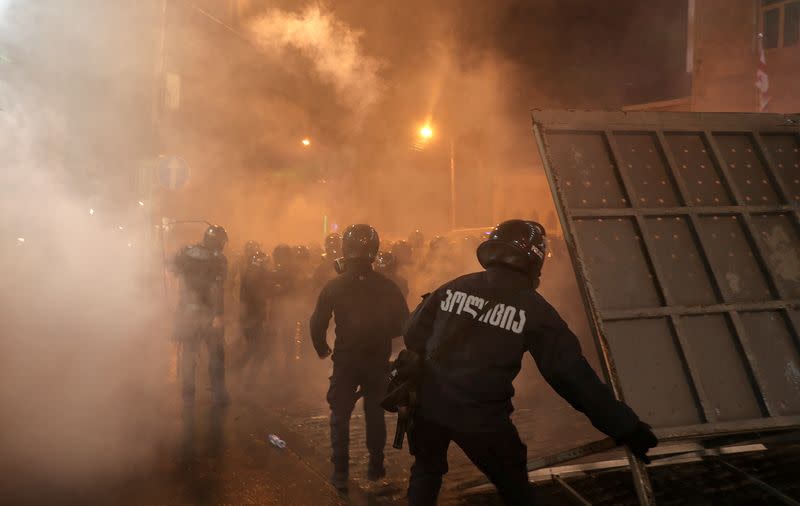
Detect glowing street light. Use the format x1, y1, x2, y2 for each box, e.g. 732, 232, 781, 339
88, 208, 95, 216
138, 200, 145, 207
301, 138, 311, 147
419, 125, 433, 139
17, 237, 25, 243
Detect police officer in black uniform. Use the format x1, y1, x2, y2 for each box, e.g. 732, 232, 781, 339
238, 249, 272, 387
312, 232, 342, 290
310, 224, 410, 489
402, 219, 657, 505
375, 250, 409, 299
172, 225, 230, 405
391, 240, 413, 269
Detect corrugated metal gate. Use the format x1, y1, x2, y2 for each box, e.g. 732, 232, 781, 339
532, 110, 800, 504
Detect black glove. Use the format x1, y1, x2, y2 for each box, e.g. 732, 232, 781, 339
618, 422, 657, 464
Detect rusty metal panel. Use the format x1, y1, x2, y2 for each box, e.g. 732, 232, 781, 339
532, 110, 800, 444
663, 133, 734, 206
612, 132, 680, 207
678, 314, 764, 421
751, 213, 800, 298
545, 131, 628, 209
695, 215, 773, 302
572, 217, 661, 311
712, 134, 782, 205
643, 216, 717, 306
603, 318, 702, 427
738, 311, 800, 415
756, 134, 800, 202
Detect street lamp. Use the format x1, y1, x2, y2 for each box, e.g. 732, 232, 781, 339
302, 138, 311, 147
415, 121, 456, 229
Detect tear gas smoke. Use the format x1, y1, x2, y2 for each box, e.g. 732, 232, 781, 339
0, 1, 688, 498
248, 4, 384, 128
0, 4, 169, 500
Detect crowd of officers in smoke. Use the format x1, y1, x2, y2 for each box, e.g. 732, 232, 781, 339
171, 221, 658, 505
171, 226, 484, 400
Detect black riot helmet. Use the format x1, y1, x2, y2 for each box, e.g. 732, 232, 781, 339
477, 220, 547, 280
342, 224, 380, 262
244, 240, 262, 258
202, 225, 228, 252
375, 251, 396, 273
429, 235, 448, 252
324, 233, 342, 258
408, 229, 425, 250
294, 245, 311, 267
250, 250, 269, 268
273, 244, 293, 268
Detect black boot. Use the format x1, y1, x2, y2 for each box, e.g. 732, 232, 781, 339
331, 459, 349, 490
367, 454, 386, 481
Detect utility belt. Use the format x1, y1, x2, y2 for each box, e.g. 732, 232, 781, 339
381, 349, 422, 449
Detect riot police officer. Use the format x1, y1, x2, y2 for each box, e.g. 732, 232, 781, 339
238, 249, 272, 387
172, 225, 230, 405
402, 219, 657, 505
239, 240, 262, 277
375, 250, 409, 298
408, 229, 425, 252
270, 244, 301, 379
325, 232, 343, 259
312, 232, 342, 291
310, 224, 410, 489
391, 240, 413, 269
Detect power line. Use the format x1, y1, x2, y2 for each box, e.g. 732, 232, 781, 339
179, 0, 251, 45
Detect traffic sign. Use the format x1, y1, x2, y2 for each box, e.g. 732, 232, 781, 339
157, 156, 190, 190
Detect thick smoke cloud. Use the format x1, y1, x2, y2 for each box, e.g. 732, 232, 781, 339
0, 2, 169, 500
0, 2, 692, 500
248, 4, 384, 127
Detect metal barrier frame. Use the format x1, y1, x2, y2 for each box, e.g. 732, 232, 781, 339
530, 110, 800, 505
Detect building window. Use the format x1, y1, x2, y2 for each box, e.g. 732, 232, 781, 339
762, 0, 800, 49
786, 1, 800, 46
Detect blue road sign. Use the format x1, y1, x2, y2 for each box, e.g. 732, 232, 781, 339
157, 156, 190, 190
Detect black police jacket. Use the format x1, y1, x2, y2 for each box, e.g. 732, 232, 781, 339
310, 264, 409, 362
240, 262, 273, 317
404, 265, 640, 437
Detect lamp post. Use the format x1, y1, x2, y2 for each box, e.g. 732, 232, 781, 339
417, 123, 456, 230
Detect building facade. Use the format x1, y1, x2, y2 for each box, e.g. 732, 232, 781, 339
627, 0, 798, 113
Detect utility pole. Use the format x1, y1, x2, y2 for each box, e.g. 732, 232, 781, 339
449, 137, 456, 230
151, 0, 168, 292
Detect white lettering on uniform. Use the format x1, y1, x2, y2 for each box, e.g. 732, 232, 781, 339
462, 295, 479, 318
500, 306, 517, 330
453, 292, 468, 314
439, 290, 527, 335
511, 310, 526, 334
441, 290, 453, 310
489, 304, 505, 326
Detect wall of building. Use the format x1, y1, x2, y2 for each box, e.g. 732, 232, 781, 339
764, 36, 800, 112
692, 0, 760, 111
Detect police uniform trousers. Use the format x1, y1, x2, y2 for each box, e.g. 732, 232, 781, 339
408, 416, 535, 505
326, 357, 388, 471
176, 307, 227, 402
